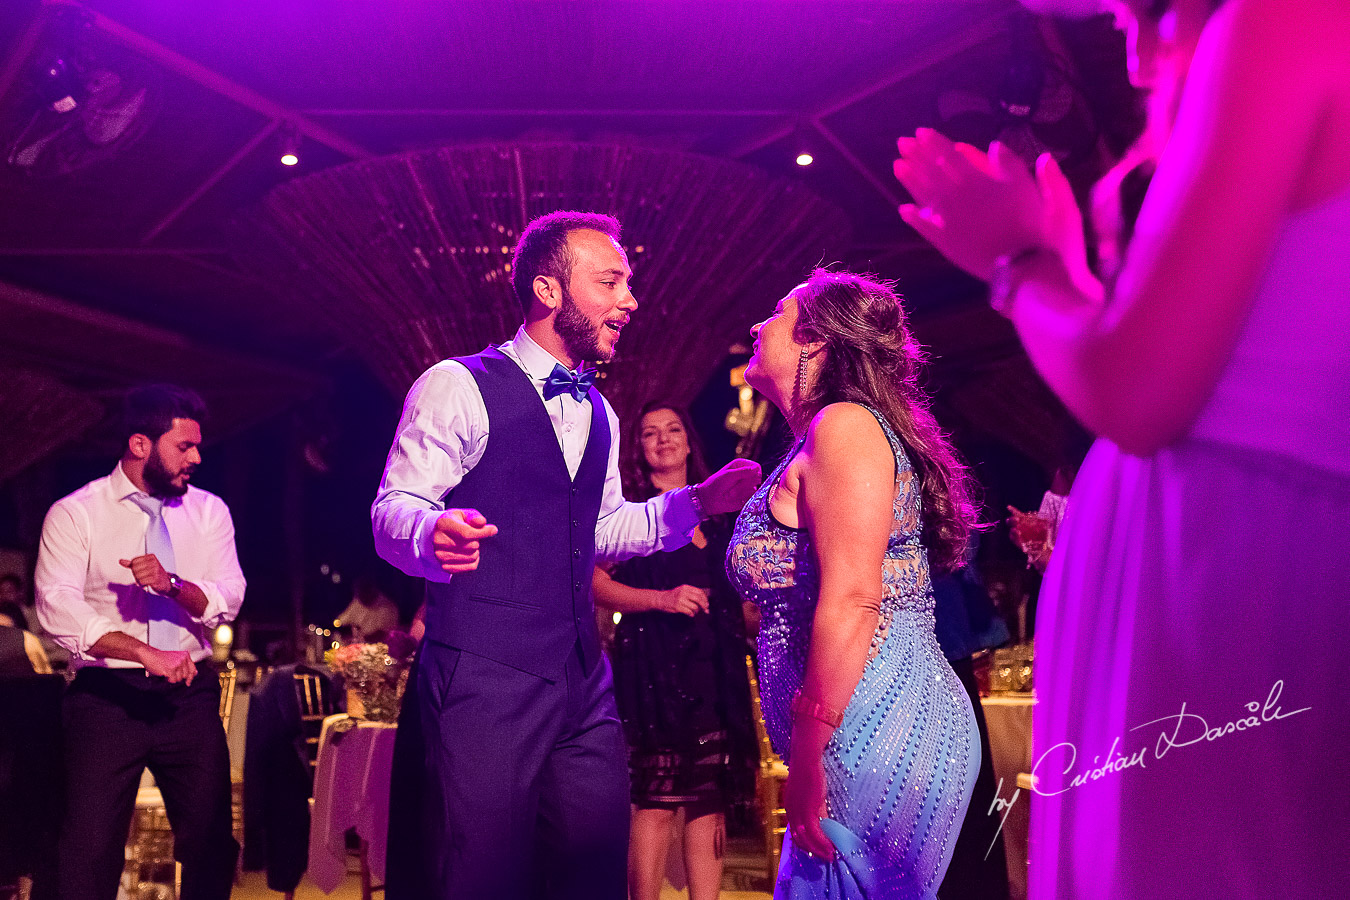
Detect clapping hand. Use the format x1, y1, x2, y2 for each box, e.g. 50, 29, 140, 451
431, 508, 499, 573
696, 458, 763, 516
894, 129, 1089, 283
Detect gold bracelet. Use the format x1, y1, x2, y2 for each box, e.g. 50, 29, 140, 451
790, 690, 845, 728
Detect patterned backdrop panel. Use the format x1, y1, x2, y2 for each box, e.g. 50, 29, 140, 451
249, 143, 850, 421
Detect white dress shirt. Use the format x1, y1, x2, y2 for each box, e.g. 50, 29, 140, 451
373, 325, 701, 583
1037, 489, 1070, 553
35, 462, 246, 668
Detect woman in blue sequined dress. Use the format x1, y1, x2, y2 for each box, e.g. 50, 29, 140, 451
726, 270, 982, 899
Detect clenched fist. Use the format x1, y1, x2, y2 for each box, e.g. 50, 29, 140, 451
119, 554, 172, 595
431, 508, 499, 573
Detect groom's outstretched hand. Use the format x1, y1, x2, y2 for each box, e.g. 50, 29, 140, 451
697, 458, 763, 516
432, 508, 499, 573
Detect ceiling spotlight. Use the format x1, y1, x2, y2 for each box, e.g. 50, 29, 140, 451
279, 123, 300, 166
793, 124, 817, 168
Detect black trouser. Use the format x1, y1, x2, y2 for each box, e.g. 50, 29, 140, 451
938, 655, 1011, 900
387, 641, 630, 900
56, 664, 238, 900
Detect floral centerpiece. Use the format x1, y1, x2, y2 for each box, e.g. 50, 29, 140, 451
324, 636, 414, 722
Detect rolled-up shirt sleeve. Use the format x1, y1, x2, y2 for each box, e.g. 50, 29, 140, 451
35, 502, 118, 660
372, 363, 487, 583
594, 399, 701, 563
192, 495, 246, 628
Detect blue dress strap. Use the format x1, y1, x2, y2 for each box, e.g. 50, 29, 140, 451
855, 403, 905, 469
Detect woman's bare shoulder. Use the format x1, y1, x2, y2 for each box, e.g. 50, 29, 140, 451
802, 403, 893, 473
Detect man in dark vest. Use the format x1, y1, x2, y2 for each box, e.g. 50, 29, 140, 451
372, 210, 762, 900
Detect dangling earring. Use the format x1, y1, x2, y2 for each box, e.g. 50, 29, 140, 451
796, 347, 809, 400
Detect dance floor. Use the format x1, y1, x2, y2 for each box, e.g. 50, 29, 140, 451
230, 871, 772, 899
227, 833, 774, 899
232, 873, 770, 899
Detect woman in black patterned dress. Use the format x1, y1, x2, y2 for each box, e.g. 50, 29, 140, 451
593, 404, 757, 900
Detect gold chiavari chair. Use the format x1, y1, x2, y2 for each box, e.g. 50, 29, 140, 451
745, 655, 789, 884
294, 669, 337, 773
217, 667, 237, 733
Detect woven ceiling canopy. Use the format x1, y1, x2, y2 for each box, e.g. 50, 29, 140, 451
251, 142, 850, 422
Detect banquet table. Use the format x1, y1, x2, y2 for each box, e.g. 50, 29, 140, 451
307, 714, 397, 894
980, 693, 1035, 900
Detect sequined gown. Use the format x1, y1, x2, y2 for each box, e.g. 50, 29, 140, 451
727, 406, 978, 899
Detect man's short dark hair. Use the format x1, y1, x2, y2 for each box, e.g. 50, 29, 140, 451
510, 211, 621, 315
122, 384, 207, 443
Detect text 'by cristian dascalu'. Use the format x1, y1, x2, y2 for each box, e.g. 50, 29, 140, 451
983, 679, 1311, 859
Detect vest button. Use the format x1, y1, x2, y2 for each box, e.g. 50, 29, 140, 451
573, 549, 580, 557
572, 520, 579, 527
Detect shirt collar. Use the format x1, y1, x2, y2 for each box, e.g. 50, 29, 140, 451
506, 325, 586, 382
108, 460, 186, 507
109, 461, 142, 503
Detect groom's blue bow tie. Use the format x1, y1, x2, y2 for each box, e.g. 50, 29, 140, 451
543, 363, 596, 402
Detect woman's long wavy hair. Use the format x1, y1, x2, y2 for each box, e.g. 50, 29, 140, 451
621, 402, 712, 502
792, 269, 980, 572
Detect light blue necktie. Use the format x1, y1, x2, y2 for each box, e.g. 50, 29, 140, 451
130, 493, 179, 650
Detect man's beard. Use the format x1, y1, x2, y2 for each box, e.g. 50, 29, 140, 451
553, 283, 607, 364
144, 446, 188, 498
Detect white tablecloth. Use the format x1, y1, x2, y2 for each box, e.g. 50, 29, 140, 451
981, 693, 1035, 900
307, 714, 397, 893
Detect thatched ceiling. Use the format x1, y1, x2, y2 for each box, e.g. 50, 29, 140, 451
0, 0, 1138, 479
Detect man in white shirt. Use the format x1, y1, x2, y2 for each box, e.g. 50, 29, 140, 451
35, 384, 245, 900
373, 210, 761, 900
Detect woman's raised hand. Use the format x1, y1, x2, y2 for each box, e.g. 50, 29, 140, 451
894, 130, 1056, 281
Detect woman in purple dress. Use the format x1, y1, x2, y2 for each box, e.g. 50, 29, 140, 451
896, 1, 1350, 895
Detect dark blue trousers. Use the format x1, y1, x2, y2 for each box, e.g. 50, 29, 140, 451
56, 665, 238, 900
387, 641, 630, 900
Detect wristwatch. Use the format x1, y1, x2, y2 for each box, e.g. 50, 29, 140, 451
166, 573, 183, 599
688, 482, 708, 520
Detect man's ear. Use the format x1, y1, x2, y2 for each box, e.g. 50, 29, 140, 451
533, 275, 561, 312
127, 433, 152, 460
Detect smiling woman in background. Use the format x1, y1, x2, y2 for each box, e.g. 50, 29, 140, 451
593, 404, 757, 900
895, 0, 1350, 896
